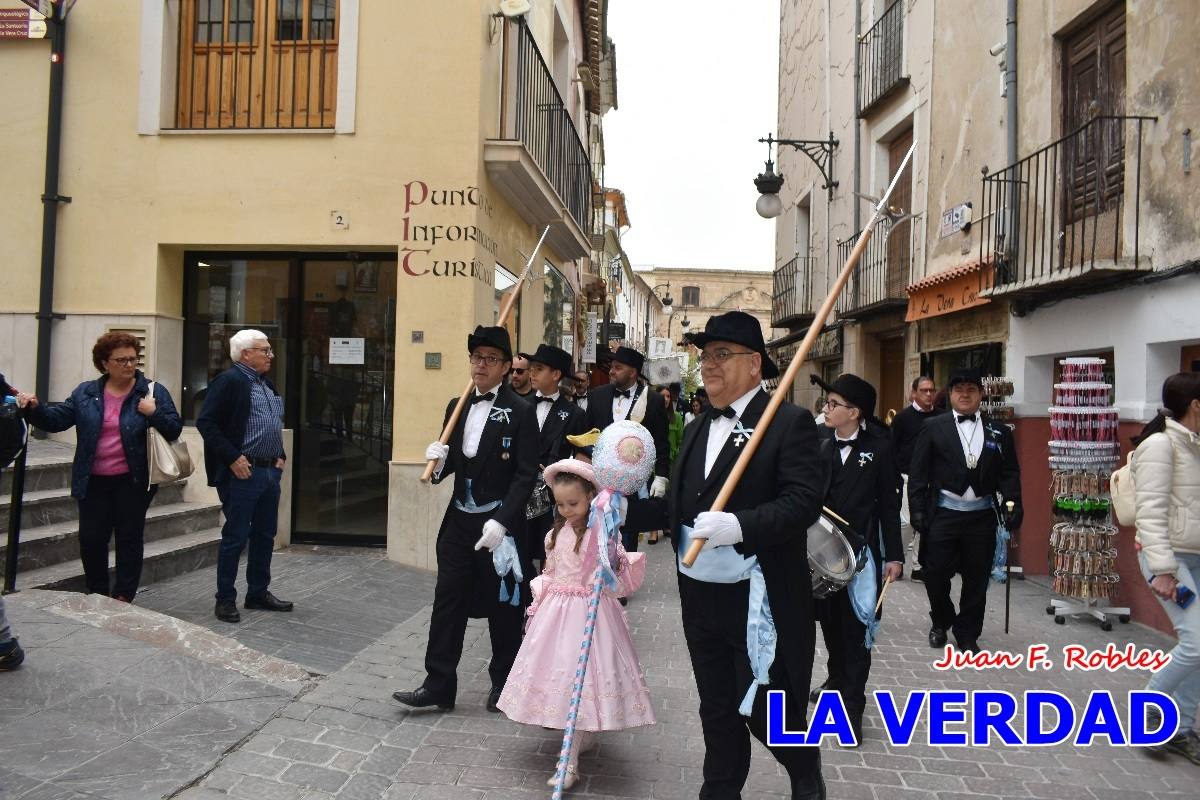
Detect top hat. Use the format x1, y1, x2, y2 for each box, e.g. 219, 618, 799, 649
526, 343, 573, 376
467, 325, 513, 361
809, 372, 877, 420
611, 346, 645, 374
685, 311, 779, 379
947, 368, 984, 391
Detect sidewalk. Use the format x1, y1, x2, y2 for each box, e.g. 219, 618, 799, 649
3, 542, 1198, 799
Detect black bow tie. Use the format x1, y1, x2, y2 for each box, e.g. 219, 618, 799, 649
536, 395, 555, 403
470, 392, 495, 405
957, 414, 978, 425
614, 388, 632, 399
836, 437, 858, 447
708, 406, 736, 420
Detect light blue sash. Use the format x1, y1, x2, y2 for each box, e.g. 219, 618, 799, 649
454, 478, 502, 514
677, 524, 757, 583
492, 536, 523, 606
936, 493, 993, 512
738, 564, 776, 716
847, 546, 880, 649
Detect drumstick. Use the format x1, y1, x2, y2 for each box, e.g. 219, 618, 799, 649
873, 578, 892, 618
420, 225, 550, 483
681, 140, 917, 567
822, 506, 852, 530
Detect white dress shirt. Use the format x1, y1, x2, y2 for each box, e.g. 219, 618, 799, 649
611, 383, 638, 421
835, 432, 859, 465
704, 387, 761, 478
535, 391, 559, 430
462, 383, 501, 459
942, 410, 984, 501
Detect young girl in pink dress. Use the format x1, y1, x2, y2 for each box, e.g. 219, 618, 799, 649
497, 458, 655, 789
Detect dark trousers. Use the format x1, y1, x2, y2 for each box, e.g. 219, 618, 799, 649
923, 507, 996, 643
77, 474, 155, 599
815, 588, 870, 719
679, 573, 821, 799
215, 466, 281, 602
423, 507, 526, 701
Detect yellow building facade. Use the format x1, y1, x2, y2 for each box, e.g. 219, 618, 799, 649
0, 0, 615, 567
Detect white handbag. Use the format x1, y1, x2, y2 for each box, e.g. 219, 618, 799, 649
145, 381, 194, 486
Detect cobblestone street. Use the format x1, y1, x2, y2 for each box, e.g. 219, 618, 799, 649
2, 541, 1198, 799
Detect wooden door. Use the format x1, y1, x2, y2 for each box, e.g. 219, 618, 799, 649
886, 129, 914, 299
176, 0, 339, 129
879, 335, 905, 423
1062, 2, 1125, 222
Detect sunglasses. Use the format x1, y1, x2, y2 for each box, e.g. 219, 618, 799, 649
511, 368, 527, 375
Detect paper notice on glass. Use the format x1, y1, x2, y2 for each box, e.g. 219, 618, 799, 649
582, 312, 597, 363
329, 337, 365, 365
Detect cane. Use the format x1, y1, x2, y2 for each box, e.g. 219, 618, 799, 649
1004, 501, 1014, 634
419, 225, 550, 482
682, 140, 917, 567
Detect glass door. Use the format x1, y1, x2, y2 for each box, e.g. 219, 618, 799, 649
293, 260, 396, 542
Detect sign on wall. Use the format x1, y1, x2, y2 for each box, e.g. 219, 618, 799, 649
582, 312, 597, 363
0, 7, 46, 38
939, 202, 973, 238
329, 337, 365, 365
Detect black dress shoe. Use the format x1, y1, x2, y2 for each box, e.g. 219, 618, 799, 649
956, 637, 980, 654
910, 568, 925, 582
215, 599, 241, 623
392, 687, 454, 711
808, 679, 836, 704
487, 686, 503, 713
244, 592, 294, 612
790, 770, 827, 799
928, 626, 947, 648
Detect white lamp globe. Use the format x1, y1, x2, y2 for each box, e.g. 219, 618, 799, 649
756, 193, 784, 219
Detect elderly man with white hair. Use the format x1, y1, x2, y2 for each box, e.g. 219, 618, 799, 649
197, 329, 292, 623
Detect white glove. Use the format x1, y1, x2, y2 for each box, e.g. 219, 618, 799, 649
650, 475, 669, 498
425, 441, 449, 473
693, 511, 743, 551
475, 519, 507, 551
616, 495, 629, 526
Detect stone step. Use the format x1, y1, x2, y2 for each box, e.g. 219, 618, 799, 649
0, 481, 187, 535
0, 500, 222, 579
13, 526, 223, 593
0, 457, 73, 496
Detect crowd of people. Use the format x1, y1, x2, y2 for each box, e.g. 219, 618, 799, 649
1, 319, 1198, 796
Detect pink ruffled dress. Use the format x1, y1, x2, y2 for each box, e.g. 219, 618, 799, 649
497, 524, 655, 731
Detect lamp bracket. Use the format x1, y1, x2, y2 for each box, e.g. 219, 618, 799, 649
760, 132, 839, 200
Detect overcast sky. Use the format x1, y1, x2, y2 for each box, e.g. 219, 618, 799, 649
603, 1, 780, 273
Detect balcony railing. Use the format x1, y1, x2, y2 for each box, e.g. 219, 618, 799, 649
980, 115, 1155, 294
857, 1, 907, 116
835, 219, 911, 315
510, 20, 592, 235
772, 255, 817, 327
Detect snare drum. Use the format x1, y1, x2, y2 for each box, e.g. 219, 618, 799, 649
808, 511, 858, 598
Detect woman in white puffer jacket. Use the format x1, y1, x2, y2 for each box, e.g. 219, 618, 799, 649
1133, 371, 1200, 766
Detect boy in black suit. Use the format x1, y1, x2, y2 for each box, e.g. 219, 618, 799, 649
810, 373, 903, 744
393, 326, 538, 714
671, 311, 827, 800
908, 369, 1022, 653
522, 344, 587, 568
584, 346, 669, 551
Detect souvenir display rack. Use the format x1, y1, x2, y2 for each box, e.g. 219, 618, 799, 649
981, 375, 1015, 422
1045, 357, 1129, 630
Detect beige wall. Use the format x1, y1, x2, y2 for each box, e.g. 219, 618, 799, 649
635, 267, 777, 344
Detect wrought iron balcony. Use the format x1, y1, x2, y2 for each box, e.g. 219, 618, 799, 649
772, 255, 817, 327
485, 19, 593, 259
857, 1, 907, 117
835, 219, 911, 316
979, 115, 1155, 297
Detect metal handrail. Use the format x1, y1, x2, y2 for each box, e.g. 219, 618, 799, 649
772, 255, 816, 326
857, 1, 905, 115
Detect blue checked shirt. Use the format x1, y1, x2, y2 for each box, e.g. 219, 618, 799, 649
234, 362, 285, 459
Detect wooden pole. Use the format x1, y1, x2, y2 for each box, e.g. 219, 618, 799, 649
682, 141, 916, 567
419, 225, 550, 482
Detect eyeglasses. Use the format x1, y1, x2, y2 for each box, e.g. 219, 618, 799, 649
247, 347, 274, 356
108, 357, 138, 366
469, 354, 504, 367
698, 349, 756, 366
823, 398, 856, 411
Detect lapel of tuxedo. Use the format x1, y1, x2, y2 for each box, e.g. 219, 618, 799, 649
978, 416, 1005, 475
671, 417, 706, 509
942, 414, 970, 471
701, 390, 767, 493
596, 385, 616, 428
540, 398, 569, 456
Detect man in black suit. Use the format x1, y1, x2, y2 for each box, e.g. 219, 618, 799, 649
508, 353, 534, 400
393, 326, 538, 713
809, 373, 903, 745
522, 343, 587, 569
908, 369, 1022, 654
671, 311, 827, 800
585, 346, 669, 551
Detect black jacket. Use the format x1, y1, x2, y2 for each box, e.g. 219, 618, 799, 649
890, 405, 943, 475
585, 381, 670, 479
533, 395, 587, 467
196, 366, 285, 486
668, 390, 826, 697
820, 426, 904, 569
907, 412, 1022, 534
432, 384, 538, 533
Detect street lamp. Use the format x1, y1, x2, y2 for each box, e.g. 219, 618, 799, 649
644, 283, 674, 350
670, 306, 691, 345
754, 132, 840, 218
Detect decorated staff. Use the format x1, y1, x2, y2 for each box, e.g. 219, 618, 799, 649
420, 225, 549, 483
393, 324, 539, 714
